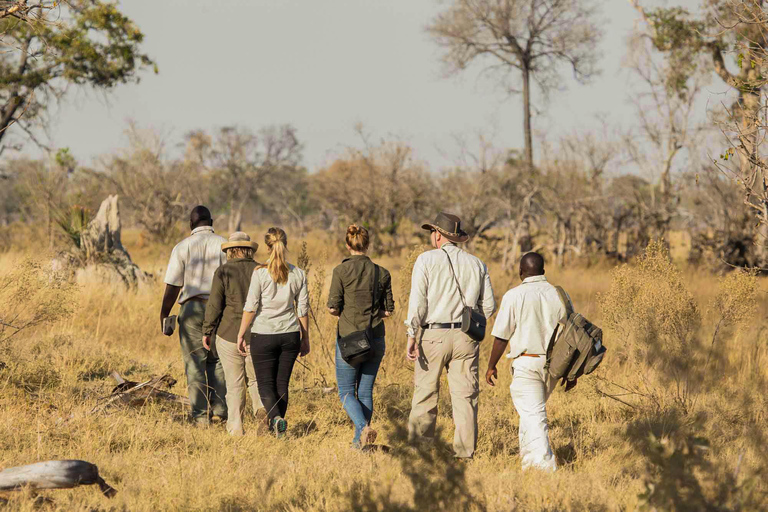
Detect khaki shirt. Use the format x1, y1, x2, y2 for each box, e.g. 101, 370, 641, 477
244, 264, 309, 334
202, 258, 259, 343
405, 243, 496, 338
164, 226, 227, 304
490, 275, 572, 363
327, 255, 395, 339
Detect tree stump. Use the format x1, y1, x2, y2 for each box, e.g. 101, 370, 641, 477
54, 195, 151, 289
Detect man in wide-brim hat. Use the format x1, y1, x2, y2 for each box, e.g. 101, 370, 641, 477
420, 212, 470, 244
404, 211, 496, 459
202, 231, 266, 436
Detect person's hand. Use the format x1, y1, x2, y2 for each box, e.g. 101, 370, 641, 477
383, 311, 392, 318
300, 339, 311, 357
406, 337, 419, 362
486, 366, 498, 386
237, 334, 248, 356
202, 335, 211, 350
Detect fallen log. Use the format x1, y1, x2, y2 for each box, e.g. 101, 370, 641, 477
0, 460, 117, 498
90, 373, 189, 414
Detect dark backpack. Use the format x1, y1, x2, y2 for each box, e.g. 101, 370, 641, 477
545, 286, 606, 391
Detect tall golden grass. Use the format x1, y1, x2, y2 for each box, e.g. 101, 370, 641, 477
0, 231, 766, 511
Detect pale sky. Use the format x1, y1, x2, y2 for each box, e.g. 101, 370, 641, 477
32, 0, 690, 172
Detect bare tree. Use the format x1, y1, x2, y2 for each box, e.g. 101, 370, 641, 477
631, 0, 768, 262
623, 31, 708, 240
427, 0, 603, 171
204, 125, 303, 233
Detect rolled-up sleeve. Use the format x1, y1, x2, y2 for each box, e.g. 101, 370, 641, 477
491, 292, 515, 341
296, 270, 309, 317
203, 269, 225, 336
164, 245, 184, 287
244, 270, 261, 313
478, 265, 496, 319
405, 255, 428, 338
327, 266, 343, 312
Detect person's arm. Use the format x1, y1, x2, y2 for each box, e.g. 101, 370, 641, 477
327, 266, 343, 317
202, 269, 225, 350
237, 311, 256, 356
296, 270, 310, 356
486, 293, 515, 384
238, 270, 261, 356
160, 245, 184, 334
486, 337, 509, 386
405, 256, 427, 362
160, 285, 181, 334
298, 315, 310, 356
478, 264, 497, 319
381, 268, 395, 318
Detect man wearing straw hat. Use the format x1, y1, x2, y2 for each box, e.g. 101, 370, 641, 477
202, 232, 266, 436
160, 206, 228, 427
405, 212, 496, 459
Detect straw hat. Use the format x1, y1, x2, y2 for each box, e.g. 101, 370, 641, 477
421, 212, 469, 243
221, 232, 259, 252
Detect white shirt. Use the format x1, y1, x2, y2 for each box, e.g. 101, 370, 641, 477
244, 264, 309, 334
164, 226, 227, 304
405, 243, 496, 338
491, 275, 571, 361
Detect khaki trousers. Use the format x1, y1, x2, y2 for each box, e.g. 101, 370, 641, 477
408, 328, 479, 458
216, 335, 263, 435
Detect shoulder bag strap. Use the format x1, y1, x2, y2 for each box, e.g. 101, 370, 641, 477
554, 286, 573, 317
368, 262, 380, 330
442, 248, 467, 308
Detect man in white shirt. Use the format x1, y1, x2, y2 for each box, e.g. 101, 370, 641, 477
405, 212, 496, 459
486, 252, 571, 471
160, 206, 228, 427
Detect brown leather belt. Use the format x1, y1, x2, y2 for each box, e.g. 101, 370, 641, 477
519, 353, 543, 358
184, 296, 207, 304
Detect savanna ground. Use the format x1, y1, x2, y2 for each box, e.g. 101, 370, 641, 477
1, 228, 767, 511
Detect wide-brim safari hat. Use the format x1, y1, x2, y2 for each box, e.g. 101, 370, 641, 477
221, 232, 259, 252
421, 212, 469, 243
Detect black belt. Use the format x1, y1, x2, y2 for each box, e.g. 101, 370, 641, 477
422, 322, 462, 330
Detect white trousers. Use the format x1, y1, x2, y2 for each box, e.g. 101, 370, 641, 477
510, 356, 557, 472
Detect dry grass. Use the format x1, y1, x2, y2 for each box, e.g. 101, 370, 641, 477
1, 231, 767, 511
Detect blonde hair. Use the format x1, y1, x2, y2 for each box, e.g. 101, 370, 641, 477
264, 227, 289, 284
227, 247, 254, 261
346, 224, 370, 253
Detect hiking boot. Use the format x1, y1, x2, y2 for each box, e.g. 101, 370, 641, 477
271, 416, 287, 438
360, 426, 378, 447
211, 414, 226, 425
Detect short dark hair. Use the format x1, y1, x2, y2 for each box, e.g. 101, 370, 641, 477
520, 252, 545, 276
190, 205, 213, 229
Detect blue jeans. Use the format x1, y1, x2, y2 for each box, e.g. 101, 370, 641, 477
335, 336, 385, 447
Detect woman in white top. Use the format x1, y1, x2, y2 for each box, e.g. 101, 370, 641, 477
237, 227, 310, 437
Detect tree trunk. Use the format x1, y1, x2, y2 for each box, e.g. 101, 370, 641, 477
522, 63, 534, 173
228, 209, 242, 234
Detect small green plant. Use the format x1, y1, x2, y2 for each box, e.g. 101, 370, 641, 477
53, 204, 91, 249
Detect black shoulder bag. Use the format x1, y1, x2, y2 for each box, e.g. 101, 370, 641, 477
443, 248, 486, 342
337, 263, 379, 366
